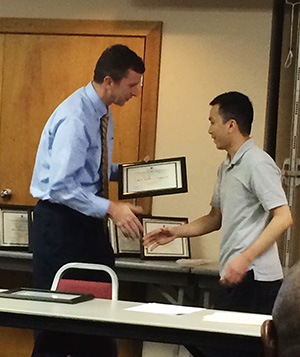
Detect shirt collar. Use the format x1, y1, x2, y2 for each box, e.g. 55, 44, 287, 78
85, 81, 111, 118
224, 138, 254, 168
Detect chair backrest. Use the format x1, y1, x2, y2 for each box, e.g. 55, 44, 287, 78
50, 262, 119, 300
261, 319, 278, 357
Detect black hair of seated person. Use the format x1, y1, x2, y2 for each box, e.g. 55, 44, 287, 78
272, 260, 300, 357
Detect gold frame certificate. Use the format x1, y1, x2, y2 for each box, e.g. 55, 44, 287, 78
119, 157, 188, 199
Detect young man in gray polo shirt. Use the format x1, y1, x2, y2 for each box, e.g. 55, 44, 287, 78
143, 91, 292, 314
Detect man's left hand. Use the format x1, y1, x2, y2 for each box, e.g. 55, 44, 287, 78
220, 253, 251, 286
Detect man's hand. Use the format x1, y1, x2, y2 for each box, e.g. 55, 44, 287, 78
143, 226, 178, 251
108, 201, 143, 238
220, 253, 251, 286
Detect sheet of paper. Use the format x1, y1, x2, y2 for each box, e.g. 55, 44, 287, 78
203, 311, 271, 325
126, 303, 205, 316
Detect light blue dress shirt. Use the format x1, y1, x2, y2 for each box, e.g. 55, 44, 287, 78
30, 82, 119, 218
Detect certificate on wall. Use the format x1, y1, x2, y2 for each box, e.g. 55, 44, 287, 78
0, 209, 29, 247
119, 157, 188, 199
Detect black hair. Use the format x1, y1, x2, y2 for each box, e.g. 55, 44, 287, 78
93, 44, 145, 84
210, 91, 253, 135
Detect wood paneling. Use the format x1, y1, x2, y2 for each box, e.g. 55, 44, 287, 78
0, 35, 3, 127
0, 327, 34, 357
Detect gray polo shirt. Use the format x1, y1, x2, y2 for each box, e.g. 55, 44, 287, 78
212, 138, 286, 281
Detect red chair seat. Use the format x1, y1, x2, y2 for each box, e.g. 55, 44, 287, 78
57, 278, 112, 299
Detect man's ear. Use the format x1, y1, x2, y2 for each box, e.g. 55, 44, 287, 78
228, 119, 238, 132
103, 76, 113, 87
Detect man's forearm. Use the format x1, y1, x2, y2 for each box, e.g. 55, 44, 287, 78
242, 205, 293, 262
175, 206, 222, 238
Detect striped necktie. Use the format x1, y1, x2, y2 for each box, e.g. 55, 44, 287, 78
101, 113, 109, 199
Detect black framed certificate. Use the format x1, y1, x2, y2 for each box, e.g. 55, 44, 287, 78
0, 288, 94, 304
141, 216, 190, 260
119, 157, 188, 199
0, 205, 33, 248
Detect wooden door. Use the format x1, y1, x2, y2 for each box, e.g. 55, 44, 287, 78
0, 19, 162, 212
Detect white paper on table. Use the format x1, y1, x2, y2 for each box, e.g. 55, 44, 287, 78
126, 303, 205, 316
202, 311, 271, 326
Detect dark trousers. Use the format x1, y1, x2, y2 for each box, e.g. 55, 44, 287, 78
31, 200, 115, 289
192, 270, 282, 357
31, 332, 118, 357
30, 200, 116, 357
214, 270, 282, 315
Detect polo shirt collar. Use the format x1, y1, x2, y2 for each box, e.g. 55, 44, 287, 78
85, 81, 111, 118
224, 138, 254, 168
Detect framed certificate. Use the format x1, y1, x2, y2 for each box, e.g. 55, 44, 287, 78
119, 157, 188, 199
0, 288, 94, 304
141, 216, 190, 259
108, 218, 141, 256
0, 206, 33, 247
108, 218, 118, 254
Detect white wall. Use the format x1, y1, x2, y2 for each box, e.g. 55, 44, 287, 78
0, 0, 273, 261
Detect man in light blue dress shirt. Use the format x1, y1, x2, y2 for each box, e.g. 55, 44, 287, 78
30, 44, 145, 357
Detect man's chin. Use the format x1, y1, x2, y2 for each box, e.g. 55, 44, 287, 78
214, 142, 224, 150
113, 102, 125, 107
114, 99, 127, 107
